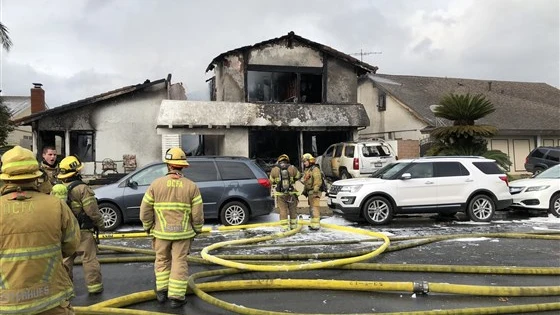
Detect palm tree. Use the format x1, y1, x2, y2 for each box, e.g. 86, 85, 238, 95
0, 22, 13, 51
427, 93, 511, 170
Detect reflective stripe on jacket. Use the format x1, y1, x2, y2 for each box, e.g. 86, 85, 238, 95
65, 182, 104, 229
303, 165, 322, 193
139, 173, 204, 240
0, 184, 80, 315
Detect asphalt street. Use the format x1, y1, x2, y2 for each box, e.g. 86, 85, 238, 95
70, 209, 560, 315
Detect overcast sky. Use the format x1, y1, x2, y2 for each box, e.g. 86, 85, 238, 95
1, 0, 558, 107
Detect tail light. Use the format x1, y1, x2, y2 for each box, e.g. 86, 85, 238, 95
353, 158, 359, 170
258, 178, 271, 189
499, 175, 509, 186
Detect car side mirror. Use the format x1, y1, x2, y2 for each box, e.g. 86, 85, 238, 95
127, 180, 138, 189
401, 173, 412, 180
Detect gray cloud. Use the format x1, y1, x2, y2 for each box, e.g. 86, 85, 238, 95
1, 0, 558, 107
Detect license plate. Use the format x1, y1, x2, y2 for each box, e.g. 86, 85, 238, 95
374, 162, 382, 167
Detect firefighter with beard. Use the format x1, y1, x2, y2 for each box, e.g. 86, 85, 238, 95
302, 153, 322, 230
0, 146, 80, 315
38, 145, 58, 193
269, 154, 301, 230
57, 155, 105, 295
140, 147, 204, 308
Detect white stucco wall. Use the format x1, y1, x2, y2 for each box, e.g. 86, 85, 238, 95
7, 107, 32, 149
91, 91, 165, 173
249, 43, 323, 67
358, 81, 426, 140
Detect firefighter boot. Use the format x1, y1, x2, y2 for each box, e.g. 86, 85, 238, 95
170, 297, 187, 308
309, 207, 321, 230
279, 219, 290, 231
155, 290, 168, 304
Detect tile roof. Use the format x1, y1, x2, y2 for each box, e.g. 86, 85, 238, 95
366, 74, 560, 133
206, 31, 378, 75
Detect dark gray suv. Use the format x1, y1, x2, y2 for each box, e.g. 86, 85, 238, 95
94, 156, 274, 230
524, 146, 560, 175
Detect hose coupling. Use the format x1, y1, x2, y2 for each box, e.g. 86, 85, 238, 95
413, 281, 429, 294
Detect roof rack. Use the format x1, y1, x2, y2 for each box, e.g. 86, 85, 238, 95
417, 156, 486, 159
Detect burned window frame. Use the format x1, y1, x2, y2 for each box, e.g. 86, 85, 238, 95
378, 92, 386, 112
69, 130, 95, 162
246, 65, 323, 104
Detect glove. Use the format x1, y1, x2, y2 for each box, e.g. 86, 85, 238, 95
145, 229, 151, 236
194, 229, 202, 235
302, 190, 308, 197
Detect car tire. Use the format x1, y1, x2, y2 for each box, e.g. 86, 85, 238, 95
220, 201, 249, 226
550, 193, 560, 218
98, 202, 123, 231
466, 195, 495, 222
362, 196, 393, 225
340, 169, 351, 180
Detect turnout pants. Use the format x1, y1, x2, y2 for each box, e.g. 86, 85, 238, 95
38, 300, 74, 315
277, 194, 298, 228
63, 230, 103, 293
307, 192, 321, 229
153, 238, 193, 300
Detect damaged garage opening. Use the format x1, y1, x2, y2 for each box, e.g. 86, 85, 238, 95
249, 129, 350, 169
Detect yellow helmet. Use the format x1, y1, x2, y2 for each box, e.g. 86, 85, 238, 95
163, 147, 189, 167
302, 153, 316, 163
277, 154, 290, 163
57, 155, 84, 179
0, 145, 43, 180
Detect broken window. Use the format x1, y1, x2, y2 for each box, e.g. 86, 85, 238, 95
70, 131, 94, 162
247, 66, 322, 103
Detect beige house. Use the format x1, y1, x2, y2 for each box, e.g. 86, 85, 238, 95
1, 94, 35, 149
358, 74, 560, 173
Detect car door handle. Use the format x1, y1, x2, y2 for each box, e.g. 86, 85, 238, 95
425, 181, 434, 184
465, 178, 474, 182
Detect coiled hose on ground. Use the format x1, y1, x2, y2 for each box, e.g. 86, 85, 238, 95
74, 220, 560, 315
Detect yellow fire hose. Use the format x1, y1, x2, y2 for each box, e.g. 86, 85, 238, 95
72, 221, 560, 315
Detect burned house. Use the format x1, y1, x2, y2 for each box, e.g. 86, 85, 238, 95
14, 75, 186, 175
157, 31, 377, 165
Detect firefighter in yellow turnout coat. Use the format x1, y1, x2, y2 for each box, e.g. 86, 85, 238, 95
57, 155, 105, 295
140, 147, 204, 308
0, 146, 80, 315
269, 154, 301, 230
302, 153, 322, 230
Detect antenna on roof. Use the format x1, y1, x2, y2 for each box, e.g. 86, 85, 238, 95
350, 49, 382, 61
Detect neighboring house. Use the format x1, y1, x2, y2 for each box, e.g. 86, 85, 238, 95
14, 74, 186, 176
358, 74, 560, 173
0, 93, 36, 149
156, 31, 376, 165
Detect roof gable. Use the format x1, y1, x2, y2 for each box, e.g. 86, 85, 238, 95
367, 74, 560, 132
206, 31, 378, 74
14, 75, 170, 125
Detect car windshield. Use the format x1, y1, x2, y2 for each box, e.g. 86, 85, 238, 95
535, 165, 560, 179
371, 162, 410, 179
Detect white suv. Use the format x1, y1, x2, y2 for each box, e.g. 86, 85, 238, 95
316, 140, 396, 180
327, 156, 512, 225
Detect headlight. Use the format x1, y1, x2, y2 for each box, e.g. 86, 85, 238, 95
525, 185, 550, 192
339, 185, 362, 193
509, 186, 524, 194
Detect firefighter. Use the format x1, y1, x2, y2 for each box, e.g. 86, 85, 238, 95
140, 147, 204, 308
269, 154, 301, 230
38, 145, 58, 193
57, 155, 105, 295
302, 153, 322, 230
0, 146, 80, 315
